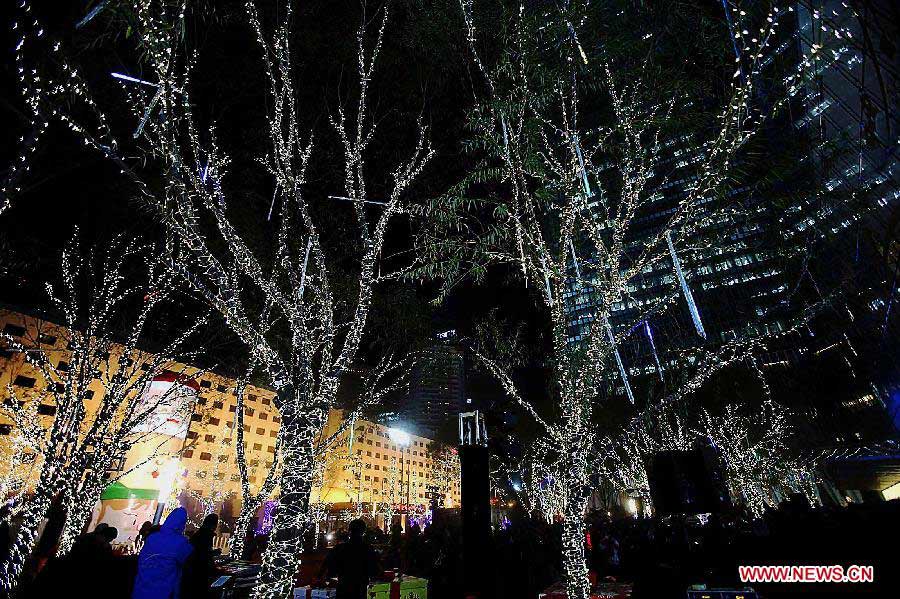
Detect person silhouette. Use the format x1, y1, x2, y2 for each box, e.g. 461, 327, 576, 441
139, 521, 155, 543
182, 513, 219, 599
132, 508, 193, 599
321, 519, 380, 599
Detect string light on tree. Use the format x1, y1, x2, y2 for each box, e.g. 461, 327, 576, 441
408, 2, 862, 597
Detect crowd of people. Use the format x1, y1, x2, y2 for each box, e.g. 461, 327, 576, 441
9, 508, 222, 599
581, 497, 897, 598
2, 495, 895, 598
312, 497, 896, 599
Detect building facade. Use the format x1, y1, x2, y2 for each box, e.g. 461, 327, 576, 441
0, 309, 459, 538
399, 330, 467, 437
316, 411, 461, 514
562, 1, 900, 435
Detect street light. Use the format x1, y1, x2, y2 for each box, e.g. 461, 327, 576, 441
388, 427, 410, 447
388, 428, 411, 528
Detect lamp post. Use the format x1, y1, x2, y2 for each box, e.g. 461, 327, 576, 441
459, 411, 490, 596
389, 428, 411, 529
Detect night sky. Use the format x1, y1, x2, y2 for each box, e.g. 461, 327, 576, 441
1, 1, 897, 452
0, 1, 545, 427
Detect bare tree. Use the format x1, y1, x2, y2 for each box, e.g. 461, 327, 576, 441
596, 397, 818, 519
406, 1, 861, 595
0, 231, 203, 588
4, 1, 432, 594
697, 400, 820, 515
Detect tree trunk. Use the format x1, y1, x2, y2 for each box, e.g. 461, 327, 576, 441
0, 484, 55, 590
230, 494, 259, 561
56, 501, 90, 557
560, 493, 591, 599
56, 468, 107, 556
252, 429, 316, 599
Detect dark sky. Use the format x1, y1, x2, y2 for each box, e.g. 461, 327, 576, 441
5, 2, 897, 456
0, 0, 537, 410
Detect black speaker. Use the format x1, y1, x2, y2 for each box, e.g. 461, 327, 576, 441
459, 444, 491, 595
646, 449, 722, 515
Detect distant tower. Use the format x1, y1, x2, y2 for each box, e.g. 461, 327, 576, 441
402, 330, 466, 436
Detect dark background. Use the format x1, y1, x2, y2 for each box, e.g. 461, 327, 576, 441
2, 1, 898, 457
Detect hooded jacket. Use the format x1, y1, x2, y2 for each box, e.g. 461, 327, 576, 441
132, 507, 194, 599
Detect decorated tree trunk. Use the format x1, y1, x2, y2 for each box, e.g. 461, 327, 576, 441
1, 483, 56, 587
253, 418, 317, 599
560, 490, 591, 599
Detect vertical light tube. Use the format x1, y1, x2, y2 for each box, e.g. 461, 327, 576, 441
666, 231, 706, 339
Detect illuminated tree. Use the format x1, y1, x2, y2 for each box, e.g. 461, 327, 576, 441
0, 232, 203, 588
697, 400, 820, 516
597, 397, 821, 518
229, 374, 281, 560
5, 1, 430, 595
374, 454, 401, 529
0, 404, 42, 510
596, 406, 693, 516
407, 1, 860, 596
425, 443, 460, 509
518, 439, 569, 523
188, 444, 235, 527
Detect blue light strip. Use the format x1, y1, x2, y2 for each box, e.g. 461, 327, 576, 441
573, 136, 592, 197
569, 239, 582, 283
666, 231, 707, 339
720, 0, 742, 62
76, 1, 108, 30
644, 320, 665, 381
133, 88, 162, 138
110, 72, 158, 88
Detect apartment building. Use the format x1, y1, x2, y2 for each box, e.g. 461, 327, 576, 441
0, 309, 459, 530
315, 411, 461, 512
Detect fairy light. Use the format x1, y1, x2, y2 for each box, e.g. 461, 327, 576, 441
0, 230, 204, 587
189, 443, 234, 526
404, 2, 863, 597
599, 396, 820, 520
2, 0, 432, 592
2, 1, 865, 596
229, 374, 280, 560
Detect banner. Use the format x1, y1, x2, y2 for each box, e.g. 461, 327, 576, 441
133, 373, 200, 440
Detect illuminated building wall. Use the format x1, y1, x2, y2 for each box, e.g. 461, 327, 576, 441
313, 410, 461, 511
0, 309, 460, 522
0, 309, 278, 508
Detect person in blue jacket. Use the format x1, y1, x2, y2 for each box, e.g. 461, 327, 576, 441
132, 507, 193, 599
